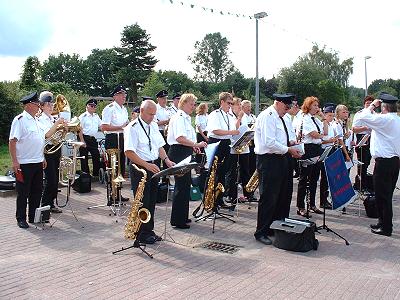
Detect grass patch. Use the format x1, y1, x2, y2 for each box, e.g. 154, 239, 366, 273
0, 143, 11, 175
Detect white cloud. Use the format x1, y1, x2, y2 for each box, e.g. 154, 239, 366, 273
0, 0, 399, 90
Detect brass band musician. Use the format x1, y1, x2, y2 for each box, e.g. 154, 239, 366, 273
124, 100, 174, 244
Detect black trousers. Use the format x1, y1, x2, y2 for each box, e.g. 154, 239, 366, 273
255, 154, 289, 239
105, 133, 125, 176
297, 143, 323, 209
373, 157, 399, 233
248, 144, 256, 179
195, 132, 207, 165
129, 160, 160, 237
160, 130, 170, 159
355, 140, 372, 189
208, 137, 231, 204
80, 135, 100, 176
226, 153, 251, 199
43, 147, 61, 208
16, 162, 43, 222
168, 144, 193, 225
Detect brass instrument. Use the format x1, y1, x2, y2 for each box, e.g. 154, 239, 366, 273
204, 156, 225, 213
245, 170, 259, 193
59, 141, 84, 186
44, 117, 81, 154
106, 148, 126, 202
124, 164, 151, 240
53, 94, 71, 116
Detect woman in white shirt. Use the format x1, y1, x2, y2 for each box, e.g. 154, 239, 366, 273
296, 96, 325, 216
195, 103, 208, 143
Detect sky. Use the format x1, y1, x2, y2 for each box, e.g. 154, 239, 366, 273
0, 0, 399, 90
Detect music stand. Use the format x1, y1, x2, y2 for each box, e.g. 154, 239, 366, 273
152, 162, 200, 244
317, 148, 350, 245
230, 130, 255, 215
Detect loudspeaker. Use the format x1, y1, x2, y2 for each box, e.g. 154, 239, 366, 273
34, 205, 50, 223
270, 219, 318, 252
364, 194, 378, 218
72, 171, 91, 193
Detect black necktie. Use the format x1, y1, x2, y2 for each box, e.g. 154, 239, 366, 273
311, 116, 320, 134
279, 117, 290, 147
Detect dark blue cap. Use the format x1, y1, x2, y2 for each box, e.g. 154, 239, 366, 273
86, 98, 97, 105
172, 93, 181, 100
273, 93, 293, 105
142, 96, 153, 101
156, 90, 168, 98
111, 85, 127, 96
20, 92, 39, 104
132, 106, 140, 113
323, 102, 336, 113
378, 92, 398, 103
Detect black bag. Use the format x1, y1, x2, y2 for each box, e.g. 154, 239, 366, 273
156, 182, 168, 203
270, 219, 318, 252
72, 171, 91, 193
363, 194, 378, 218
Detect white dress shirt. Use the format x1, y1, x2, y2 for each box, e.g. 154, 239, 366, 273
195, 114, 208, 133
206, 109, 236, 140
357, 111, 400, 158
254, 105, 289, 155
352, 108, 372, 135
124, 117, 165, 161
299, 113, 323, 144
321, 121, 337, 149
168, 104, 179, 116
101, 101, 128, 134
9, 111, 45, 164
37, 113, 54, 133
155, 103, 170, 131
79, 111, 102, 136
167, 110, 196, 145
241, 113, 256, 127
283, 113, 296, 143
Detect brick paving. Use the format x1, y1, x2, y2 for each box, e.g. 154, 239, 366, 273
1, 167, 400, 300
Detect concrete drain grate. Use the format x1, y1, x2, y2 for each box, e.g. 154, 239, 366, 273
197, 241, 241, 254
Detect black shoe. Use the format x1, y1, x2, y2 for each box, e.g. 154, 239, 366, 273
154, 234, 162, 242
186, 219, 192, 224
256, 236, 272, 245
321, 202, 332, 209
371, 228, 391, 237
121, 196, 130, 202
266, 229, 275, 237
297, 208, 310, 217
370, 224, 381, 230
310, 206, 323, 214
171, 223, 190, 229
138, 235, 156, 244
50, 207, 62, 213
17, 220, 29, 229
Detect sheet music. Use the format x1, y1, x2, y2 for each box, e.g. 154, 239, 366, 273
230, 124, 250, 147
204, 141, 220, 169
174, 155, 192, 167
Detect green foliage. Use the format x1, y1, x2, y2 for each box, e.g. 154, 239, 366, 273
188, 32, 235, 83
20, 56, 41, 90
368, 78, 400, 98
0, 143, 12, 175
41, 53, 88, 93
114, 24, 158, 101
140, 72, 165, 100
264, 77, 278, 98
158, 70, 195, 95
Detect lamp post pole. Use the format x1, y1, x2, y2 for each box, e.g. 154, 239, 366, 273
254, 12, 268, 115
364, 56, 371, 96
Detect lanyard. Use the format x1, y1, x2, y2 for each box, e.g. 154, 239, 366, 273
219, 110, 230, 130
311, 116, 320, 134
138, 118, 152, 152
279, 117, 290, 147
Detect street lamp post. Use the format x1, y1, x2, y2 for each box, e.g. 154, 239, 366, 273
364, 56, 371, 96
254, 12, 268, 115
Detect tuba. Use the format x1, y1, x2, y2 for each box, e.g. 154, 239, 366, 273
124, 164, 151, 240
203, 156, 225, 213
59, 141, 84, 186
44, 117, 81, 154
106, 148, 126, 202
245, 170, 259, 193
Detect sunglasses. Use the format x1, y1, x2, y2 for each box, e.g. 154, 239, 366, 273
226, 101, 234, 105
88, 104, 97, 108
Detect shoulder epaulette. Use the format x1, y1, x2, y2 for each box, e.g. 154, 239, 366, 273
17, 115, 23, 120
108, 103, 113, 107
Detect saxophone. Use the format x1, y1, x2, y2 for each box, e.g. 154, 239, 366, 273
124, 164, 151, 240
245, 170, 259, 193
203, 156, 225, 213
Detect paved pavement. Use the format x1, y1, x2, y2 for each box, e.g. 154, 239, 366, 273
1, 168, 400, 300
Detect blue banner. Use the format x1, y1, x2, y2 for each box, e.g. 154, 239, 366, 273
324, 149, 356, 210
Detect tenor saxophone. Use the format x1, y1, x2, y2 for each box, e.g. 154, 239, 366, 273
124, 164, 151, 240
245, 170, 259, 193
203, 156, 225, 213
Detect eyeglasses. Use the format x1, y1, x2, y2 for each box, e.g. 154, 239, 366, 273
226, 102, 233, 106
88, 104, 97, 108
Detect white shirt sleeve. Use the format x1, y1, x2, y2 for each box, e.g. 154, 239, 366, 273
101, 106, 112, 125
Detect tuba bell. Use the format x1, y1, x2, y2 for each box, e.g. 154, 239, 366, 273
53, 94, 71, 120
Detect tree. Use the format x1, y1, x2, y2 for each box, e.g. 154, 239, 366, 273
140, 71, 165, 100
20, 56, 41, 90
368, 78, 400, 98
86, 48, 118, 96
41, 53, 88, 93
158, 70, 195, 95
278, 45, 353, 105
223, 71, 249, 98
0, 82, 22, 143
264, 76, 278, 98
114, 24, 158, 102
188, 32, 235, 83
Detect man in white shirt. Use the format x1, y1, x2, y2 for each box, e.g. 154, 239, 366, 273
254, 93, 302, 245
124, 100, 174, 244
168, 93, 180, 116
155, 90, 170, 145
357, 92, 400, 237
79, 99, 102, 178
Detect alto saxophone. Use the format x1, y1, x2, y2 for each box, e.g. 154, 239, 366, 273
245, 170, 259, 193
124, 164, 151, 240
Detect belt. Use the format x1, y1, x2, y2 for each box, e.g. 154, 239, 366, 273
106, 132, 123, 136
375, 156, 399, 161
260, 153, 286, 158
145, 159, 160, 164
83, 134, 96, 139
